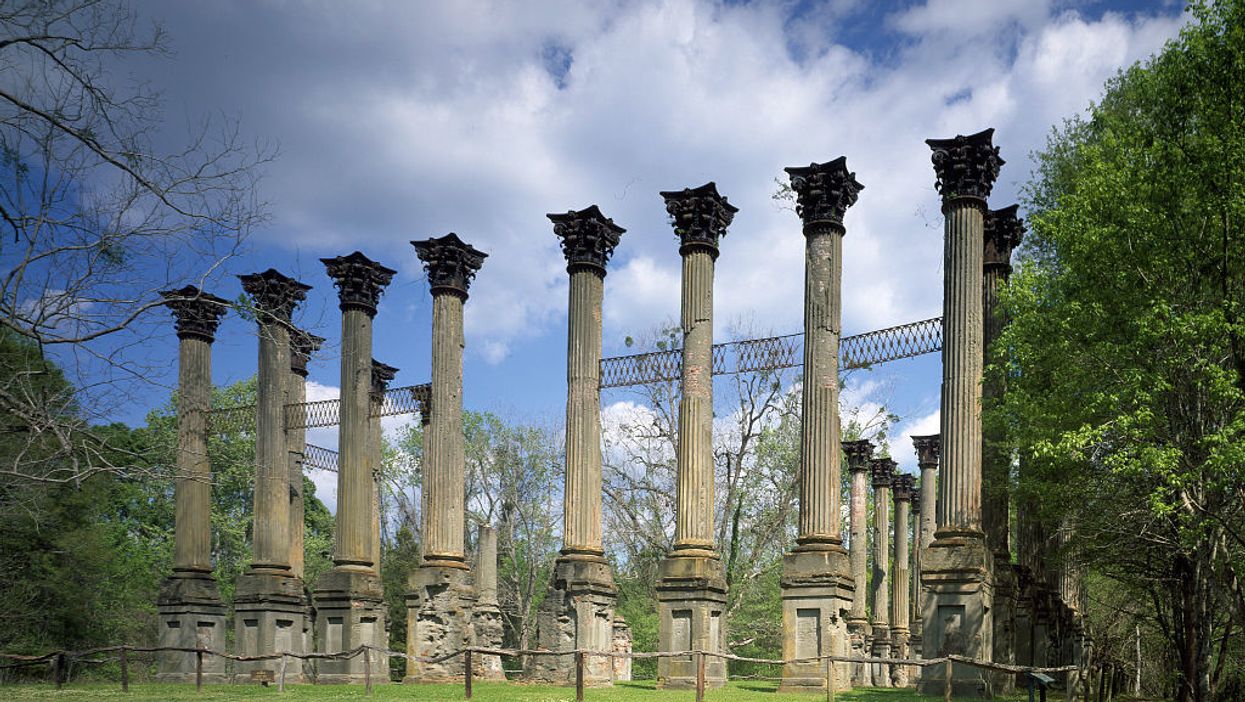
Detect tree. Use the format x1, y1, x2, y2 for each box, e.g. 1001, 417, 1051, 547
0, 0, 269, 483
1001, 3, 1245, 699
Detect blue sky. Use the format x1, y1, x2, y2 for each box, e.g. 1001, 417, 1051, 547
93, 0, 1189, 507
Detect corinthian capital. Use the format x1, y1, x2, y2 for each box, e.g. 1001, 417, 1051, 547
321, 251, 397, 317
784, 156, 864, 227
238, 269, 311, 325
660, 181, 738, 259
892, 473, 917, 502
926, 128, 1004, 203
985, 204, 1025, 273
412, 233, 488, 299
911, 434, 941, 468
842, 439, 875, 472
289, 328, 325, 376
160, 286, 228, 343
870, 457, 896, 489
371, 359, 398, 399
548, 205, 625, 276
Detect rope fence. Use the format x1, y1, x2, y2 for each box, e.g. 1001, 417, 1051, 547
0, 643, 1084, 701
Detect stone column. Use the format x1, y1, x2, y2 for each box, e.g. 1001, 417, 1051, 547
656, 182, 736, 690
842, 439, 874, 687
156, 286, 228, 683
235, 269, 311, 682
779, 158, 863, 692
983, 205, 1024, 688
911, 434, 940, 662
612, 615, 634, 682
870, 457, 895, 687
406, 233, 487, 683
891, 474, 915, 687
314, 251, 396, 684
909, 496, 923, 666
919, 128, 1004, 697
289, 328, 324, 658
370, 360, 397, 578
473, 526, 507, 680
534, 205, 625, 685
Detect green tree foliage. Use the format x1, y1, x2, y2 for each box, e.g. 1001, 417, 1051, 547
1001, 3, 1244, 699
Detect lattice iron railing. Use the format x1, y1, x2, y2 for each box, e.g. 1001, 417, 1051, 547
209, 383, 431, 433
599, 317, 942, 389
303, 443, 339, 472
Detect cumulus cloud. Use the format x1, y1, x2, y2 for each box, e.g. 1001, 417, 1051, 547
142, 0, 1185, 367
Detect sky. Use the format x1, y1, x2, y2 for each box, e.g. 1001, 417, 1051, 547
116, 0, 1189, 510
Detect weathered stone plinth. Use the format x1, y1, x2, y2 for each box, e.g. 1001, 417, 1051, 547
612, 615, 633, 681
233, 571, 308, 683
847, 621, 872, 687
656, 554, 728, 689
472, 526, 506, 681
778, 547, 854, 692
917, 535, 993, 697
313, 569, 387, 684
531, 557, 617, 685
404, 565, 476, 683
156, 574, 227, 683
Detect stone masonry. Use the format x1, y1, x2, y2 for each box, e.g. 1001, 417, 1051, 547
891, 474, 915, 687
870, 457, 895, 687
473, 526, 506, 681
533, 205, 624, 685
779, 158, 863, 692
910, 434, 941, 667
656, 183, 736, 690
405, 234, 487, 683
156, 287, 229, 684
289, 328, 324, 659
919, 128, 1004, 697
842, 439, 875, 687
314, 252, 395, 684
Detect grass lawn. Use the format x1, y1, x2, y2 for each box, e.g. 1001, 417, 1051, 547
0, 680, 1031, 701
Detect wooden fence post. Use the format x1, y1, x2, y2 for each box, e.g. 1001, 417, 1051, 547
944, 659, 953, 702
465, 649, 473, 700
364, 647, 373, 696
695, 652, 705, 702
825, 656, 834, 702
195, 649, 203, 691
279, 654, 287, 692
575, 651, 585, 702
120, 646, 129, 692
53, 652, 65, 690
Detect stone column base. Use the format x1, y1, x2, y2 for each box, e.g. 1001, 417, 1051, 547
156, 573, 228, 684
656, 554, 727, 690
473, 602, 507, 681
233, 570, 309, 684
529, 557, 617, 686
612, 615, 633, 681
312, 568, 388, 684
846, 619, 872, 687
870, 629, 892, 687
777, 547, 854, 692
917, 534, 994, 698
891, 629, 912, 687
991, 557, 1019, 694
404, 564, 475, 683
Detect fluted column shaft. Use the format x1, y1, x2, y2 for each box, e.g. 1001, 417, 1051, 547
982, 266, 1010, 558
254, 317, 292, 571
334, 306, 374, 569
287, 365, 307, 579
563, 269, 605, 557
797, 222, 844, 546
371, 391, 383, 575
872, 484, 891, 628
920, 464, 938, 548
477, 526, 499, 606
937, 198, 986, 536
848, 465, 870, 622
673, 249, 716, 553
892, 496, 911, 633
174, 336, 213, 573
424, 293, 467, 566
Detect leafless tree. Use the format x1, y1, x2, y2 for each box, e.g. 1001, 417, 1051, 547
0, 0, 271, 483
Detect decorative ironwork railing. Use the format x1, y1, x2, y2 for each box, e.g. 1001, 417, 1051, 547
209, 383, 431, 433
303, 443, 339, 472
598, 317, 942, 389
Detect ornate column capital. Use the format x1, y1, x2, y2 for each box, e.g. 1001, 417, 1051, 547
238, 269, 311, 324
870, 457, 896, 489
548, 205, 625, 276
660, 181, 738, 259
985, 204, 1025, 273
911, 496, 921, 516
412, 233, 488, 299
321, 251, 396, 316
911, 434, 941, 468
160, 285, 228, 342
783, 156, 864, 228
925, 128, 1004, 205
842, 439, 875, 472
289, 328, 325, 377
371, 359, 398, 399
892, 474, 917, 502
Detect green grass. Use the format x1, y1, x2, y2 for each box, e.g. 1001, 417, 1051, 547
0, 680, 980, 701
